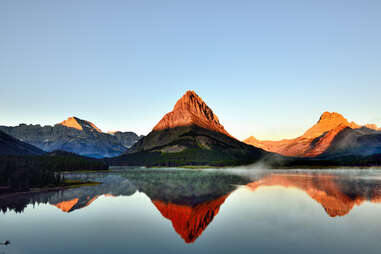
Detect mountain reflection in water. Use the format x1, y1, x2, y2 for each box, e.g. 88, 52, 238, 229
2, 169, 381, 244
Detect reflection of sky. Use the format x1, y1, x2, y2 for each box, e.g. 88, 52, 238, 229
2, 186, 381, 254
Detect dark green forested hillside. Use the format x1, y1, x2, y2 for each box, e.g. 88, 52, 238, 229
0, 151, 108, 192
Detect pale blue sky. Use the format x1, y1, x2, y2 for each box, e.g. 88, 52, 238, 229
1, 0, 380, 140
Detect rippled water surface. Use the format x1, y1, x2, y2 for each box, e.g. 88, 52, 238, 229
1, 167, 381, 254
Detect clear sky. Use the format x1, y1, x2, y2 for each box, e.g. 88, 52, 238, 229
1, 0, 380, 140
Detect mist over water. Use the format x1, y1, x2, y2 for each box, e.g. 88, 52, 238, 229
1, 167, 381, 254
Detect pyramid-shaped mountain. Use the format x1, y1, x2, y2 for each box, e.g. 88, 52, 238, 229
244, 112, 381, 158
112, 90, 268, 166
58, 116, 103, 133
153, 91, 232, 137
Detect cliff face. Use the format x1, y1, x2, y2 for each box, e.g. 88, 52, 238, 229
244, 112, 381, 158
302, 112, 359, 139
0, 117, 140, 158
153, 91, 231, 137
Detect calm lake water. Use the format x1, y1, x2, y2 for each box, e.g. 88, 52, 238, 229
1, 167, 381, 254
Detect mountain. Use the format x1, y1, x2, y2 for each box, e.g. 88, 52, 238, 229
60, 117, 102, 132
0, 130, 44, 155
108, 131, 144, 148
244, 112, 381, 158
111, 90, 268, 166
153, 90, 232, 137
0, 117, 140, 158
302, 112, 359, 139
320, 126, 381, 158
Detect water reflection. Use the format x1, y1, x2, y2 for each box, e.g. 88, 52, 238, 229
2, 169, 381, 245
247, 172, 381, 217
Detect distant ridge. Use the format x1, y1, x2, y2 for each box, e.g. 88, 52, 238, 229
0, 117, 140, 158
244, 112, 381, 158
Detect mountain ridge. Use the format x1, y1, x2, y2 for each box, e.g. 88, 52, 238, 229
0, 117, 140, 158
244, 112, 381, 158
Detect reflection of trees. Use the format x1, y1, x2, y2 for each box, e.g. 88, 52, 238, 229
126, 170, 250, 205
0, 192, 53, 214
3, 170, 381, 229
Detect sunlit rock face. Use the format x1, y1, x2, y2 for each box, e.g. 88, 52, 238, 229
302, 112, 359, 139
303, 124, 349, 157
0, 117, 140, 158
247, 173, 381, 217
153, 90, 231, 137
120, 90, 266, 166
152, 194, 229, 243
59, 117, 103, 133
244, 112, 381, 157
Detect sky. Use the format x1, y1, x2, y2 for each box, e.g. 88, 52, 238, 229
1, 0, 380, 140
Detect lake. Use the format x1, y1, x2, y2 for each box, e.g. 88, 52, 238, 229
1, 167, 381, 254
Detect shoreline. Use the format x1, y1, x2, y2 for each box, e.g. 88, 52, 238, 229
0, 180, 100, 200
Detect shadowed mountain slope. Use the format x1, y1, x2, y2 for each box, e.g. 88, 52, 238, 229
0, 130, 44, 155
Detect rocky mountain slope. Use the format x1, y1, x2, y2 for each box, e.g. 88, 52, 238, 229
244, 112, 381, 158
153, 90, 232, 137
0, 117, 140, 158
0, 130, 44, 155
112, 90, 269, 166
